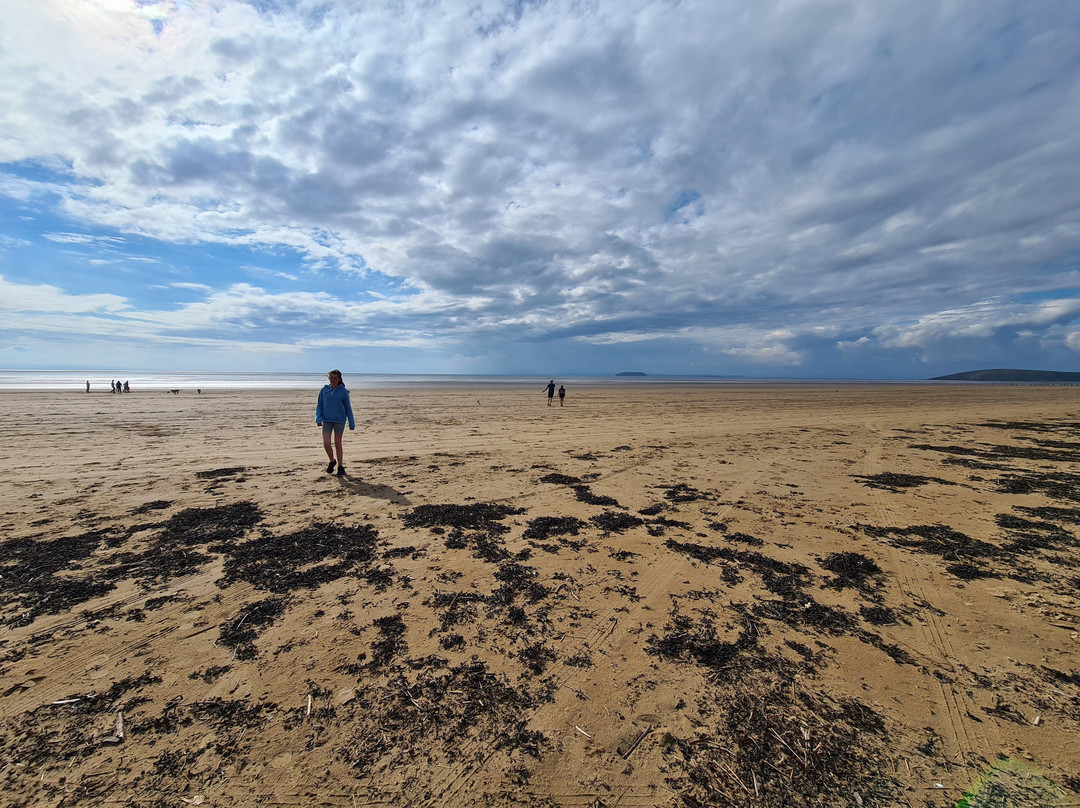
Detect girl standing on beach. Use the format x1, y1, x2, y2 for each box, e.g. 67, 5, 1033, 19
315, 369, 355, 476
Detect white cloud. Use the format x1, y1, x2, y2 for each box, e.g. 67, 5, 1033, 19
722, 343, 803, 366
0, 275, 127, 313
43, 233, 125, 245
873, 297, 1080, 349
2, 1, 1080, 375
0, 235, 33, 249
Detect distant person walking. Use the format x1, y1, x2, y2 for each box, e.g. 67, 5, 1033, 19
123, 380, 130, 393
558, 385, 565, 406
85, 380, 90, 393
315, 369, 355, 476
545, 380, 556, 406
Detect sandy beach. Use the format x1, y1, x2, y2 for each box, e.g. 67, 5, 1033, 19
0, 382, 1078, 807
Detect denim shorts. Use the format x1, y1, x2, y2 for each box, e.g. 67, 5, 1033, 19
321, 421, 345, 435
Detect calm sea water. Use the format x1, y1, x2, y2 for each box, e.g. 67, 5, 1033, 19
0, 370, 936, 392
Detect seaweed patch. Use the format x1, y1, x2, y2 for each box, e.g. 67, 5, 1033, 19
402, 503, 524, 532
218, 522, 380, 593
853, 472, 955, 492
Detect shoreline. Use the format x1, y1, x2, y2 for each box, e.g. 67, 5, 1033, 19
6, 367, 1080, 392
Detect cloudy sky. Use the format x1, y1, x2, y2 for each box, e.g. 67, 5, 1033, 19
2, 0, 1079, 378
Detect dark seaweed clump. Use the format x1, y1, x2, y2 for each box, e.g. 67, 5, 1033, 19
646, 612, 756, 672
219, 522, 380, 593
218, 597, 288, 660
858, 516, 1080, 587
726, 532, 764, 547
522, 515, 586, 539
1016, 505, 1080, 525
645, 516, 694, 537
491, 562, 550, 605
665, 539, 812, 596
665, 538, 733, 565
1, 503, 267, 627
0, 530, 117, 626
517, 643, 556, 675
912, 440, 1080, 464
572, 485, 620, 506
663, 483, 713, 502
522, 516, 588, 553
159, 502, 263, 548
853, 472, 955, 492
945, 562, 997, 581
996, 512, 1076, 555
195, 466, 247, 479
402, 503, 523, 532
368, 614, 408, 668
819, 552, 884, 591
123, 502, 264, 583
590, 511, 644, 533
996, 471, 1080, 504
665, 540, 909, 663
859, 605, 898, 626
537, 473, 582, 485
444, 526, 513, 563
0, 673, 162, 772
130, 500, 173, 514
860, 524, 1001, 564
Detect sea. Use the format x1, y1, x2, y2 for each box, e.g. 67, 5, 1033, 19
0, 370, 935, 392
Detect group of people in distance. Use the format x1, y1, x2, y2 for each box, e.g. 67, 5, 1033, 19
544, 379, 566, 406
85, 380, 130, 393
315, 370, 567, 478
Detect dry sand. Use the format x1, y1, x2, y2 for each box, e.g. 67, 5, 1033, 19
0, 382, 1078, 807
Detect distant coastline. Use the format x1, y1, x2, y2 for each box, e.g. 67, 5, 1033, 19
932, 368, 1080, 383
7, 368, 1076, 392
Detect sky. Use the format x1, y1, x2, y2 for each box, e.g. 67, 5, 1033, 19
2, 0, 1080, 379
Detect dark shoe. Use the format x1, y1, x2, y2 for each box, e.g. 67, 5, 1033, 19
326, 460, 336, 474
336, 465, 346, 477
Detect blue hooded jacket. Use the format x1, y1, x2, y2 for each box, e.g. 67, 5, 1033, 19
315, 384, 355, 429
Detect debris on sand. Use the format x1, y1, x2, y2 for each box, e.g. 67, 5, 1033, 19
819, 551, 884, 591
218, 597, 289, 660
522, 516, 586, 541
853, 472, 955, 491
337, 659, 551, 774
402, 503, 523, 532
218, 522, 379, 593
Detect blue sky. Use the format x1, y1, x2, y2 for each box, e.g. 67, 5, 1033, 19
2, 0, 1080, 378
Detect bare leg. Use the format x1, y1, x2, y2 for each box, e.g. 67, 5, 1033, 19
334, 431, 344, 466
323, 430, 335, 460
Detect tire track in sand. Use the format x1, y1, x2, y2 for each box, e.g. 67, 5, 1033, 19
860, 424, 985, 769
1, 570, 253, 717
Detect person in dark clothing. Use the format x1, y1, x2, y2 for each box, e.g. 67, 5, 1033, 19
558, 385, 565, 406
545, 380, 556, 406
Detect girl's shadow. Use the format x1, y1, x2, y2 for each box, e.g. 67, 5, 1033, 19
336, 475, 411, 505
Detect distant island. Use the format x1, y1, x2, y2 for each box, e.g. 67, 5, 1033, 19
932, 368, 1080, 382
615, 371, 648, 377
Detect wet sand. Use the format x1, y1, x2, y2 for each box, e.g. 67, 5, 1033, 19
0, 383, 1078, 807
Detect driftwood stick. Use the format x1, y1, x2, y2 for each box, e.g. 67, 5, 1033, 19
621, 726, 654, 760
